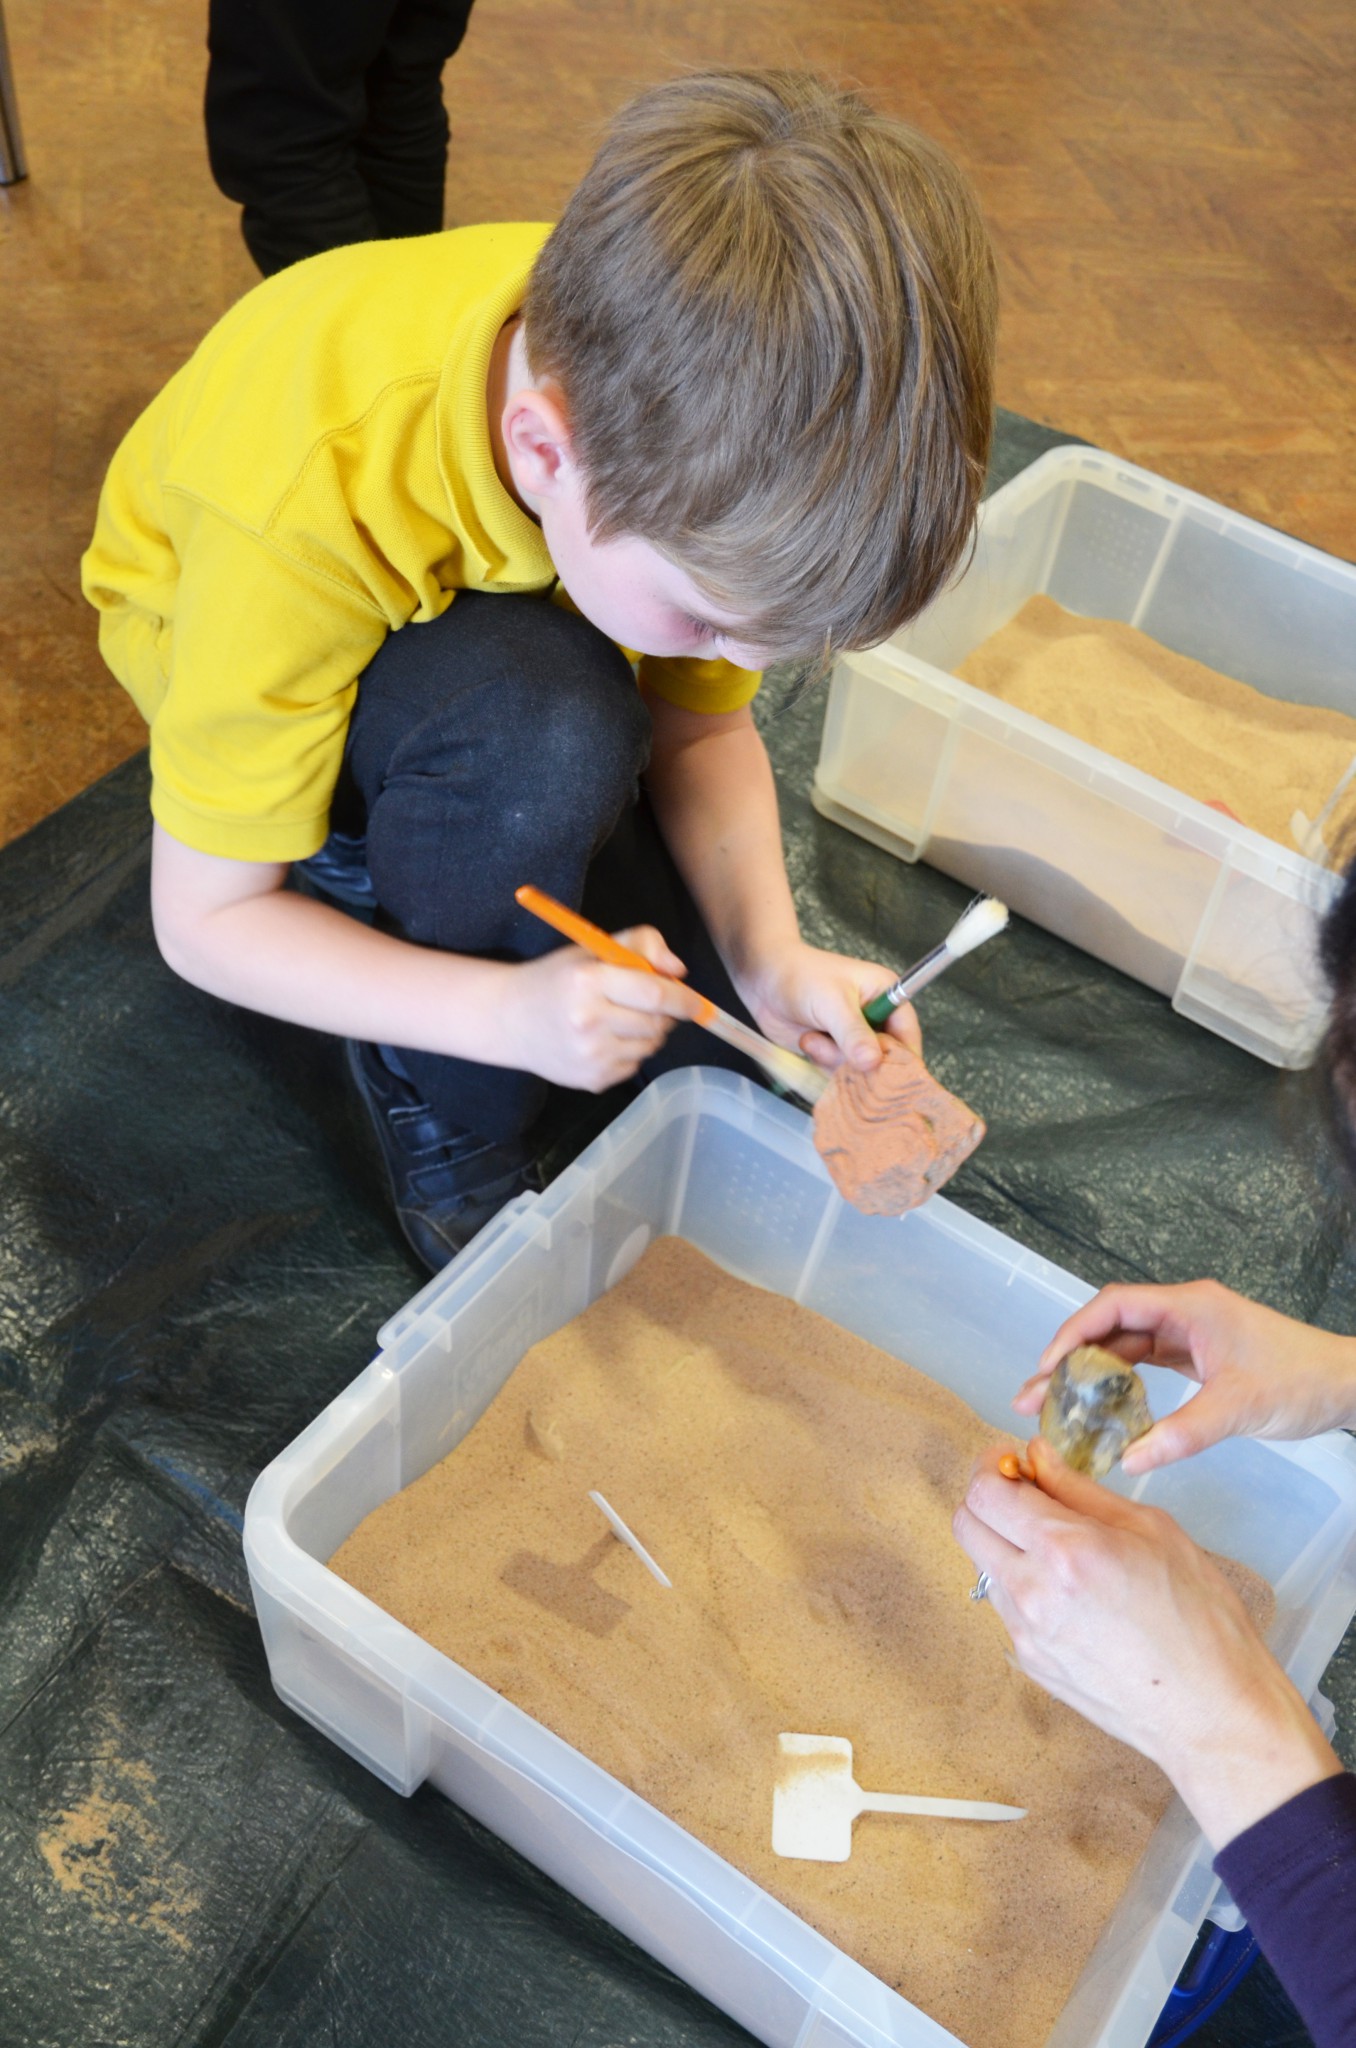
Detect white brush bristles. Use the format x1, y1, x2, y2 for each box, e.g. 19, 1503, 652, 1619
764, 1041, 830, 1103
945, 896, 1009, 961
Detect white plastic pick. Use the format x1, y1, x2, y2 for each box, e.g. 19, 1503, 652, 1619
588, 1490, 672, 1588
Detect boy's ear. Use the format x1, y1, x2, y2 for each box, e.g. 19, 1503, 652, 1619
502, 383, 575, 501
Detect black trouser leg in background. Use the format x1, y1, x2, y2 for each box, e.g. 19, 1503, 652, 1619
205, 0, 475, 275
337, 591, 761, 1147
355, 0, 470, 236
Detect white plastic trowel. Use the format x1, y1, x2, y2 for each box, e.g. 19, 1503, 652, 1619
772, 1734, 1025, 1863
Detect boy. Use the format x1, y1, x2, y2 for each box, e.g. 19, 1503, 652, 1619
82, 69, 997, 1271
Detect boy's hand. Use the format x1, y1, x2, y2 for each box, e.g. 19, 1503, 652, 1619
735, 940, 921, 1072
953, 1438, 1343, 1848
501, 926, 695, 1091
1013, 1281, 1356, 1476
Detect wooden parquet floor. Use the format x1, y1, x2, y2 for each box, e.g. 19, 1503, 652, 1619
1, 0, 1354, 845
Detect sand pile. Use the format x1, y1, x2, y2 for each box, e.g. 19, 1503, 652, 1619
956, 593, 1356, 851
331, 1239, 1273, 2048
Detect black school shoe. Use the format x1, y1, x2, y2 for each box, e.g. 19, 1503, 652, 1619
345, 1037, 544, 1272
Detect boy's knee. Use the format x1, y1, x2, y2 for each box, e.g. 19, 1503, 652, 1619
354, 595, 650, 875
504, 603, 651, 799
429, 591, 649, 805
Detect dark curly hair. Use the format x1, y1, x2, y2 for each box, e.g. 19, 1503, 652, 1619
1317, 857, 1356, 1183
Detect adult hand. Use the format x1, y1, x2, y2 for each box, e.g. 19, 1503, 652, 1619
1012, 1280, 1356, 1476
504, 926, 694, 1091
734, 939, 922, 1073
953, 1439, 1342, 1849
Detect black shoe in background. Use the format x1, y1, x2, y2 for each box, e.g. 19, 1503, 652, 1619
345, 1037, 543, 1272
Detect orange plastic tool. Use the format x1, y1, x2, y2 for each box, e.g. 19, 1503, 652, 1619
515, 885, 714, 1021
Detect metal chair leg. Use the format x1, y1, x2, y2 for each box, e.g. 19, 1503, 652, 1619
0, 0, 28, 186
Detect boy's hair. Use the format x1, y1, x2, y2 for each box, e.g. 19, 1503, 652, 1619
524, 69, 999, 661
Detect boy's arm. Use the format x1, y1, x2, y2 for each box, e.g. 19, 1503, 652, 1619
639, 694, 801, 971
640, 691, 917, 1067
149, 825, 692, 1091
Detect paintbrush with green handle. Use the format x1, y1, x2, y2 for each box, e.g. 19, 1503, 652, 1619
515, 885, 831, 1105
862, 895, 1009, 1028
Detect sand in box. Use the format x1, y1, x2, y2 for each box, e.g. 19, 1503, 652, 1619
956, 592, 1356, 852
331, 1239, 1272, 2048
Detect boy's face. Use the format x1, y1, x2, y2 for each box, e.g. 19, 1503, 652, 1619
540, 490, 771, 670
496, 338, 771, 669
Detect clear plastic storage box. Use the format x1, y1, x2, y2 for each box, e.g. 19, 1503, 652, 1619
244, 1070, 1356, 2048
812, 446, 1356, 1067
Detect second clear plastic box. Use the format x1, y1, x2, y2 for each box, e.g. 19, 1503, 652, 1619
244, 1069, 1356, 2048
812, 446, 1355, 1066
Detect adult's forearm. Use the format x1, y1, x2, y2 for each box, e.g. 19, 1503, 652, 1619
157, 884, 513, 1060
1165, 1672, 1343, 1854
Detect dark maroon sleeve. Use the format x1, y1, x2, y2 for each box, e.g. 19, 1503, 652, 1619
1214, 1772, 1356, 2048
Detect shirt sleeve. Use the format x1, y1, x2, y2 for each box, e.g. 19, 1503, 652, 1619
1214, 1772, 1356, 2048
637, 653, 762, 716
150, 497, 391, 862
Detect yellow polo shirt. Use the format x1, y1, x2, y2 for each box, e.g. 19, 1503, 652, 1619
81, 224, 760, 863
